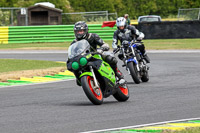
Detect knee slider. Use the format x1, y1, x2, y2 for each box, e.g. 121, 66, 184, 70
111, 57, 118, 64
118, 54, 124, 60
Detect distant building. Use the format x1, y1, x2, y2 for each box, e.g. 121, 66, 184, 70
17, 4, 63, 26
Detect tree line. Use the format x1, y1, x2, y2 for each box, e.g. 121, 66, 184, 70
0, 0, 200, 19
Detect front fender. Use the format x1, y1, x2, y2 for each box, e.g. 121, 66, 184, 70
79, 72, 93, 78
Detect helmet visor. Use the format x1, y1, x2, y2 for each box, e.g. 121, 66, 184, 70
74, 29, 86, 39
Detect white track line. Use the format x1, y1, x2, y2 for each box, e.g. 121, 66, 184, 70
81, 117, 200, 133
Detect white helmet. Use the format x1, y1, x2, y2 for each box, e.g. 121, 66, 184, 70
116, 17, 126, 27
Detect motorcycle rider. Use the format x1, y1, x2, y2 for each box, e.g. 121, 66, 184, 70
67, 21, 126, 85
112, 17, 150, 63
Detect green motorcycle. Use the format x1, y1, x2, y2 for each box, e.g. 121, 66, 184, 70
67, 40, 129, 105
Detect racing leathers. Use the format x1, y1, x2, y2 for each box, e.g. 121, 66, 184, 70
112, 25, 150, 63
68, 33, 125, 85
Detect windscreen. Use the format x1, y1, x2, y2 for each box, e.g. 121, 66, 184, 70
68, 39, 90, 59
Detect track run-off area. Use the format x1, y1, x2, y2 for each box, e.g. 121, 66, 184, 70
0, 50, 200, 133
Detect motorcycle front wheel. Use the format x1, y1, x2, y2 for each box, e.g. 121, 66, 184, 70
127, 62, 140, 84
81, 76, 103, 105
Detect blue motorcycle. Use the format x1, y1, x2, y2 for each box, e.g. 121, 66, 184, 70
115, 40, 149, 84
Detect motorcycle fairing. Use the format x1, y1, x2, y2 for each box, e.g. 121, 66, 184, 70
91, 54, 116, 84
126, 58, 138, 64
129, 44, 137, 48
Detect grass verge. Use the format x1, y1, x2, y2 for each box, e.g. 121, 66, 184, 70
163, 127, 200, 133
0, 59, 66, 73
143, 38, 200, 50
0, 42, 69, 50
0, 59, 66, 82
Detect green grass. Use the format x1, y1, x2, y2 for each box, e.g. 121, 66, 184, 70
143, 38, 200, 50
0, 42, 70, 49
0, 38, 199, 50
0, 59, 66, 73
163, 127, 200, 133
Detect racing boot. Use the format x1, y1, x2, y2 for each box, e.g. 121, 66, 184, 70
115, 68, 126, 85
143, 52, 150, 63
136, 43, 150, 63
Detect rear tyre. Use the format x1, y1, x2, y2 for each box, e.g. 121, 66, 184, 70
127, 62, 140, 84
141, 70, 149, 82
113, 84, 129, 102
81, 76, 103, 105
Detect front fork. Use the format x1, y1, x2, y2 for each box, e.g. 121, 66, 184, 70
122, 48, 130, 74
122, 46, 140, 73
130, 46, 140, 71
90, 66, 99, 89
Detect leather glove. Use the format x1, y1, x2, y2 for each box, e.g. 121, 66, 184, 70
137, 32, 145, 41
136, 37, 142, 41
97, 48, 103, 54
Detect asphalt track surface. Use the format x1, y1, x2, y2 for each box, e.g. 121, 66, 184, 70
0, 50, 200, 133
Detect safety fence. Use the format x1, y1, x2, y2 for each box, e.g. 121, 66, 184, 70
0, 24, 117, 44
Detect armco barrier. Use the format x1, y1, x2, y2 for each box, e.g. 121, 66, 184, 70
0, 24, 117, 44
0, 26, 9, 44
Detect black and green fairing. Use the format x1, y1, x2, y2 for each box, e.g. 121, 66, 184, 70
80, 54, 116, 87
67, 39, 116, 88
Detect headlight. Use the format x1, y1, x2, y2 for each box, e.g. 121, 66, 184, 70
72, 62, 79, 70
79, 57, 87, 66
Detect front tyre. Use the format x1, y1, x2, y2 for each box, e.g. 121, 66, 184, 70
81, 76, 103, 105
113, 84, 129, 102
127, 62, 140, 84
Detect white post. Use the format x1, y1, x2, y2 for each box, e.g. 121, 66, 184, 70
106, 11, 108, 21
11, 9, 13, 26
25, 8, 28, 26
198, 8, 200, 20
177, 8, 180, 20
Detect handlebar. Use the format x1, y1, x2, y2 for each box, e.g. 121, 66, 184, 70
91, 51, 101, 55
113, 48, 120, 54
91, 48, 105, 55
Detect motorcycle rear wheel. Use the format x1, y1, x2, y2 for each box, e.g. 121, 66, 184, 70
127, 62, 140, 84
81, 76, 103, 105
141, 70, 149, 82
113, 84, 129, 102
